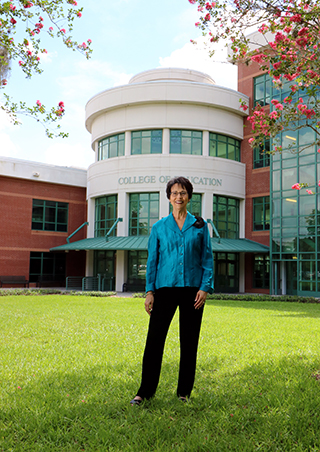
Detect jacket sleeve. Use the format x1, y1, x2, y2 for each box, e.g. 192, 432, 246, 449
145, 225, 159, 293
199, 223, 214, 293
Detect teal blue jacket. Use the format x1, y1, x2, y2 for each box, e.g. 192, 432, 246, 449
146, 212, 214, 294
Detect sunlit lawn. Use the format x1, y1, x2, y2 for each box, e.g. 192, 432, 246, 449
1, 295, 320, 451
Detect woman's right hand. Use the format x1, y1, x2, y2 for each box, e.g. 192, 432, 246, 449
145, 292, 154, 316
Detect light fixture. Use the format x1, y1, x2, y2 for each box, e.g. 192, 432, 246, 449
285, 198, 297, 203
285, 135, 296, 141
33, 172, 40, 177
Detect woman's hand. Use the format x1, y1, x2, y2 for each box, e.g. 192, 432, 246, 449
145, 292, 154, 316
194, 290, 207, 309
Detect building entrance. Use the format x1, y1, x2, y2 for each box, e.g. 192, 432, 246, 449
94, 251, 116, 291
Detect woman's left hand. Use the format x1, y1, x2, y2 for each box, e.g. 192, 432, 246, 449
194, 290, 207, 309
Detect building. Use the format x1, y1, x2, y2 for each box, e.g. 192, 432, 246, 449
0, 157, 87, 287
49, 67, 269, 293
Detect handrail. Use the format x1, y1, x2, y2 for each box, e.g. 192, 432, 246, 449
105, 218, 123, 241
206, 219, 221, 243
66, 222, 89, 243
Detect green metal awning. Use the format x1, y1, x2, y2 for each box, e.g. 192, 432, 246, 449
50, 236, 149, 252
51, 236, 269, 253
211, 238, 269, 253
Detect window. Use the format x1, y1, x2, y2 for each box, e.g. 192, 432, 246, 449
209, 133, 240, 161
129, 193, 159, 236
127, 250, 148, 289
95, 195, 118, 237
29, 252, 66, 283
213, 196, 239, 239
32, 199, 68, 232
214, 253, 239, 293
254, 74, 271, 107
131, 130, 162, 154
253, 139, 270, 168
253, 197, 270, 231
253, 255, 270, 289
98, 133, 125, 160
169, 193, 202, 217
170, 130, 202, 155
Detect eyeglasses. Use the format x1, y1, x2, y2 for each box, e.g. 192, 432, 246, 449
170, 191, 188, 197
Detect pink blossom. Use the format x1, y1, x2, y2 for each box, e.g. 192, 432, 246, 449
248, 138, 254, 144
188, 0, 197, 3
49, 27, 53, 32
2, 79, 7, 85
204, 13, 211, 21
306, 190, 313, 195
60, 28, 66, 33
18, 61, 25, 66
17, 386, 21, 389
36, 100, 42, 107
292, 183, 301, 190
77, 11, 82, 17
317, 149, 320, 153
10, 4, 16, 11
318, 180, 320, 187
58, 101, 65, 108
10, 18, 17, 25
87, 39, 92, 44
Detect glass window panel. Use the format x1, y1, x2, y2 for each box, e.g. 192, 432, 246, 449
282, 198, 297, 217
299, 127, 314, 146
181, 137, 192, 154
299, 196, 316, 216
282, 168, 297, 190
141, 137, 151, 154
193, 138, 202, 155
217, 142, 227, 159
109, 141, 118, 158
299, 165, 315, 187
272, 171, 280, 191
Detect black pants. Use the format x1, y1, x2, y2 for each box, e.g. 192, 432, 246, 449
136, 287, 204, 399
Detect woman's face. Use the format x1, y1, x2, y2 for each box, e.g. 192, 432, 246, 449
169, 183, 189, 212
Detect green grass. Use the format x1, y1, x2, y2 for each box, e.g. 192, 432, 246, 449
1, 296, 320, 451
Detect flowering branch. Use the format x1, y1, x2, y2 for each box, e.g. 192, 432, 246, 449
0, 0, 92, 137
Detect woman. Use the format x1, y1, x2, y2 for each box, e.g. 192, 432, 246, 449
130, 176, 214, 405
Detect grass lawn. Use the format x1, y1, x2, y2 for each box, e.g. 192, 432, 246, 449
0, 295, 320, 451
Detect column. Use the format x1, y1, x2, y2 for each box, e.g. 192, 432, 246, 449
125, 131, 131, 156
203, 131, 209, 157
163, 128, 170, 154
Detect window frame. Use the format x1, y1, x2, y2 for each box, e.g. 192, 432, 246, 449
209, 133, 241, 161
94, 195, 118, 237
253, 196, 270, 231
98, 133, 125, 160
31, 199, 68, 232
131, 130, 162, 155
129, 192, 159, 236
212, 195, 239, 239
253, 139, 270, 169
253, 73, 271, 107
170, 130, 202, 155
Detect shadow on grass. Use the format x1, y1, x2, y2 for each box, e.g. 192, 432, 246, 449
1, 355, 320, 451
206, 298, 320, 318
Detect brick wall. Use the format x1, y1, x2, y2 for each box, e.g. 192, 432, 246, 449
239, 60, 270, 293
0, 176, 87, 284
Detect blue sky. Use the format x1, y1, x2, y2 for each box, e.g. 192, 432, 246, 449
1, 0, 237, 168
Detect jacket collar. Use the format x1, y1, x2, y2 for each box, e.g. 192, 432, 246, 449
164, 212, 196, 233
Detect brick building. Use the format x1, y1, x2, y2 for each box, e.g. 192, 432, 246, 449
0, 157, 87, 287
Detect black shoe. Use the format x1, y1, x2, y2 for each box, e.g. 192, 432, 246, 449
179, 396, 188, 403
130, 397, 143, 406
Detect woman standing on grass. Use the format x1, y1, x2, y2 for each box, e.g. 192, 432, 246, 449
130, 176, 214, 405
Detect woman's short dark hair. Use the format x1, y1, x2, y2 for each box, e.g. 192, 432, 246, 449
166, 177, 193, 200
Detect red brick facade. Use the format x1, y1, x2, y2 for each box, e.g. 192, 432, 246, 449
238, 61, 270, 293
0, 175, 87, 286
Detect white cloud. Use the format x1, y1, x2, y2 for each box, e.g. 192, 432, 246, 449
159, 38, 237, 90
44, 140, 93, 168
56, 59, 133, 104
